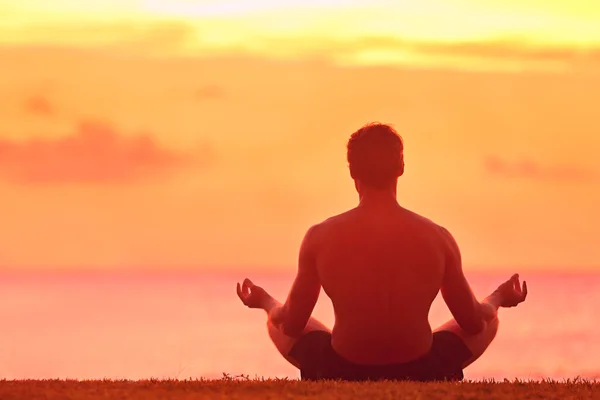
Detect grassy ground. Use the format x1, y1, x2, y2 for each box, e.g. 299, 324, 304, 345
0, 378, 598, 400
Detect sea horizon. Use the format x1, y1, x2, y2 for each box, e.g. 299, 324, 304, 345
2, 266, 599, 276
1, 269, 598, 381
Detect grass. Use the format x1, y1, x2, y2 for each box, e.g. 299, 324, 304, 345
0, 376, 598, 400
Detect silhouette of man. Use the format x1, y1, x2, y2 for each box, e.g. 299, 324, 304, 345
237, 123, 528, 381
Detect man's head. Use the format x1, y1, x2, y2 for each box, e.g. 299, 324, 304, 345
347, 123, 404, 191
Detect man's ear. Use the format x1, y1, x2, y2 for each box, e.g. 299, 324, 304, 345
349, 164, 357, 180
397, 155, 405, 177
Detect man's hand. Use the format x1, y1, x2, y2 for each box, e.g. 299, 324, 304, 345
236, 278, 272, 309
493, 274, 528, 308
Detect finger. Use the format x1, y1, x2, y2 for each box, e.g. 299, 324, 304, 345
241, 279, 252, 296
505, 274, 518, 289
509, 274, 520, 290
236, 283, 246, 303
522, 281, 528, 300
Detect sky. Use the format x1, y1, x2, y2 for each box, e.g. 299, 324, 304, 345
1, 1, 599, 271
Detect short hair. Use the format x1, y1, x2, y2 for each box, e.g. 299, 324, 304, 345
347, 123, 404, 189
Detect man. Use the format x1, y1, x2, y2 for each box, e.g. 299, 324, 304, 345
236, 123, 528, 381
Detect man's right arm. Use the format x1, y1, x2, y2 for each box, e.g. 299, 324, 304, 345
438, 227, 486, 334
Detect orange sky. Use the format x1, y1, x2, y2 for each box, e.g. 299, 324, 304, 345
1, 1, 599, 271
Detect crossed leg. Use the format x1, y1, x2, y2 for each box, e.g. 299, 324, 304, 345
434, 313, 500, 369
266, 314, 330, 369
266, 310, 499, 372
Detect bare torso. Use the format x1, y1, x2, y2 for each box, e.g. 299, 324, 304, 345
313, 203, 450, 365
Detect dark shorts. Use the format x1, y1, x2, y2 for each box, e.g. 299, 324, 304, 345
289, 330, 473, 382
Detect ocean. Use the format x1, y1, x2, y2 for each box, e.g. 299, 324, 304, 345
0, 270, 598, 381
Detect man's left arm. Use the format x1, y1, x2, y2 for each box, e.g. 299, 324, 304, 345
270, 225, 321, 336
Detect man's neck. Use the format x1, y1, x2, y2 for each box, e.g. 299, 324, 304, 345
358, 188, 399, 208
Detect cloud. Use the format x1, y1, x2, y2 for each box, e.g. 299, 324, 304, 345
23, 95, 55, 117
0, 122, 193, 184
484, 156, 598, 182
0, 21, 195, 54
5, 22, 600, 69
416, 40, 600, 64
196, 85, 225, 100
259, 36, 600, 65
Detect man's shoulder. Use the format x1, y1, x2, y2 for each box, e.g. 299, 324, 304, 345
304, 209, 356, 239
402, 207, 444, 230
401, 208, 456, 245
317, 208, 356, 226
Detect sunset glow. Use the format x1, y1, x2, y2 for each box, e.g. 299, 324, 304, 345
1, 1, 599, 271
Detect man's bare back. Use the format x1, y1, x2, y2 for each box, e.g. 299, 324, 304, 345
236, 123, 528, 381
313, 203, 449, 364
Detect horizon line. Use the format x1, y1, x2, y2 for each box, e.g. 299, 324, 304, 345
0, 266, 598, 275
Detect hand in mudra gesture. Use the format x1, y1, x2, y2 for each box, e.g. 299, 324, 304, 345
236, 278, 270, 309
494, 274, 528, 308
